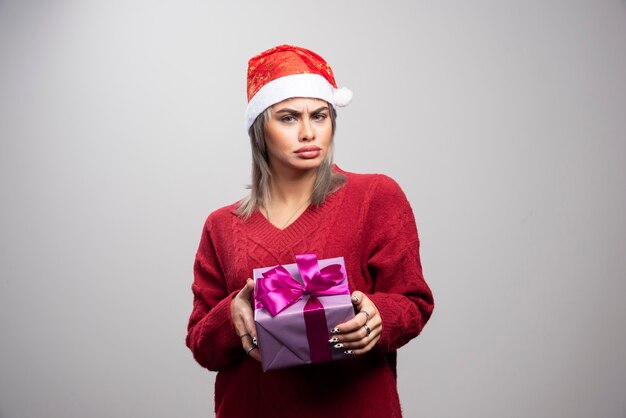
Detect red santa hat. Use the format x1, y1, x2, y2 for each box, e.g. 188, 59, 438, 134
245, 44, 353, 131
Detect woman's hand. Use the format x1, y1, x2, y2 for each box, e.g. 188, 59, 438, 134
230, 278, 261, 362
330, 291, 382, 355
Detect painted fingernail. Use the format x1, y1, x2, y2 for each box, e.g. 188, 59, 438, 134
252, 337, 258, 346
331, 328, 340, 334
333, 343, 344, 349
344, 350, 353, 355
351, 295, 359, 302
328, 337, 339, 343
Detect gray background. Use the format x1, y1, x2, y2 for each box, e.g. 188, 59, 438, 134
1, 1, 625, 417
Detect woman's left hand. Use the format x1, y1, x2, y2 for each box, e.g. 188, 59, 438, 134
330, 291, 382, 355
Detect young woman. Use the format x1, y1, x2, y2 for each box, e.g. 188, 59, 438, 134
186, 45, 434, 417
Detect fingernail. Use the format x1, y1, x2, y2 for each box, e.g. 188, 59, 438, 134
333, 343, 344, 349
328, 337, 339, 343
344, 350, 353, 355
351, 295, 359, 302
252, 337, 257, 346
331, 328, 340, 334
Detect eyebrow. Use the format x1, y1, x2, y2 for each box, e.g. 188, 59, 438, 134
274, 106, 330, 115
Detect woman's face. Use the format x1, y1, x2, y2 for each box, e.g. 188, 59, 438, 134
264, 97, 333, 175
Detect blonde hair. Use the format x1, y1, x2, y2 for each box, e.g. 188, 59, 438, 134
236, 104, 346, 219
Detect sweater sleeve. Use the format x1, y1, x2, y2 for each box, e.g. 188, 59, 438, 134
185, 216, 243, 371
361, 175, 434, 352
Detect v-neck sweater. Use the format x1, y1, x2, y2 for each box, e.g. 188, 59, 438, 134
186, 168, 434, 418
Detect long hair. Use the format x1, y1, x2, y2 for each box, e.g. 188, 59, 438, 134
235, 103, 346, 219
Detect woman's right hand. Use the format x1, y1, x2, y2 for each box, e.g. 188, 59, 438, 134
230, 278, 261, 362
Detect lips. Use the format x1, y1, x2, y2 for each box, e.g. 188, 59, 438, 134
294, 146, 322, 159
295, 146, 322, 153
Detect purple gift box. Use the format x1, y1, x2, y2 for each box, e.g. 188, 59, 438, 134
253, 254, 355, 372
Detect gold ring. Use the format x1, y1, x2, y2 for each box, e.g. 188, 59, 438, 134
362, 323, 371, 336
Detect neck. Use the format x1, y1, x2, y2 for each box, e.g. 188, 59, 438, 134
268, 168, 317, 205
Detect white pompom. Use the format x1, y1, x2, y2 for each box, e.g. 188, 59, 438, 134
333, 87, 353, 107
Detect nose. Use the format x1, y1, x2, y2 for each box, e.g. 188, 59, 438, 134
299, 118, 315, 142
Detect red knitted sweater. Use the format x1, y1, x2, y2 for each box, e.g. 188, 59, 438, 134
186, 168, 434, 417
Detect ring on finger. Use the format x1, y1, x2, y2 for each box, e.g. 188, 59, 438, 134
246, 346, 258, 355
357, 310, 370, 321
239, 333, 251, 340
362, 323, 371, 336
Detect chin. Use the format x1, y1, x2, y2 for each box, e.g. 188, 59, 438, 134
296, 157, 325, 169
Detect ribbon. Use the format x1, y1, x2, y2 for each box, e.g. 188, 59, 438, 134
255, 254, 349, 363
254, 254, 348, 316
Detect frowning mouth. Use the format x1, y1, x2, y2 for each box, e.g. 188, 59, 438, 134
294, 146, 322, 153
294, 146, 322, 159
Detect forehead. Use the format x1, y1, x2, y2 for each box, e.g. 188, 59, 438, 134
270, 97, 328, 111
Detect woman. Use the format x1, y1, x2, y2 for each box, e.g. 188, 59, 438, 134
186, 45, 434, 417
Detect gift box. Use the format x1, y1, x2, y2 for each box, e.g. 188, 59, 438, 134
253, 254, 355, 372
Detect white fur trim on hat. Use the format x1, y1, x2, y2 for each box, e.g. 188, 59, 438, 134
246, 73, 340, 131
333, 87, 353, 107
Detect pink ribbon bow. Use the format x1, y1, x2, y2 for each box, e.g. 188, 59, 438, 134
254, 254, 348, 316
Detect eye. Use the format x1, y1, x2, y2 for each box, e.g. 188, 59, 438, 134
312, 112, 328, 121
280, 115, 296, 123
